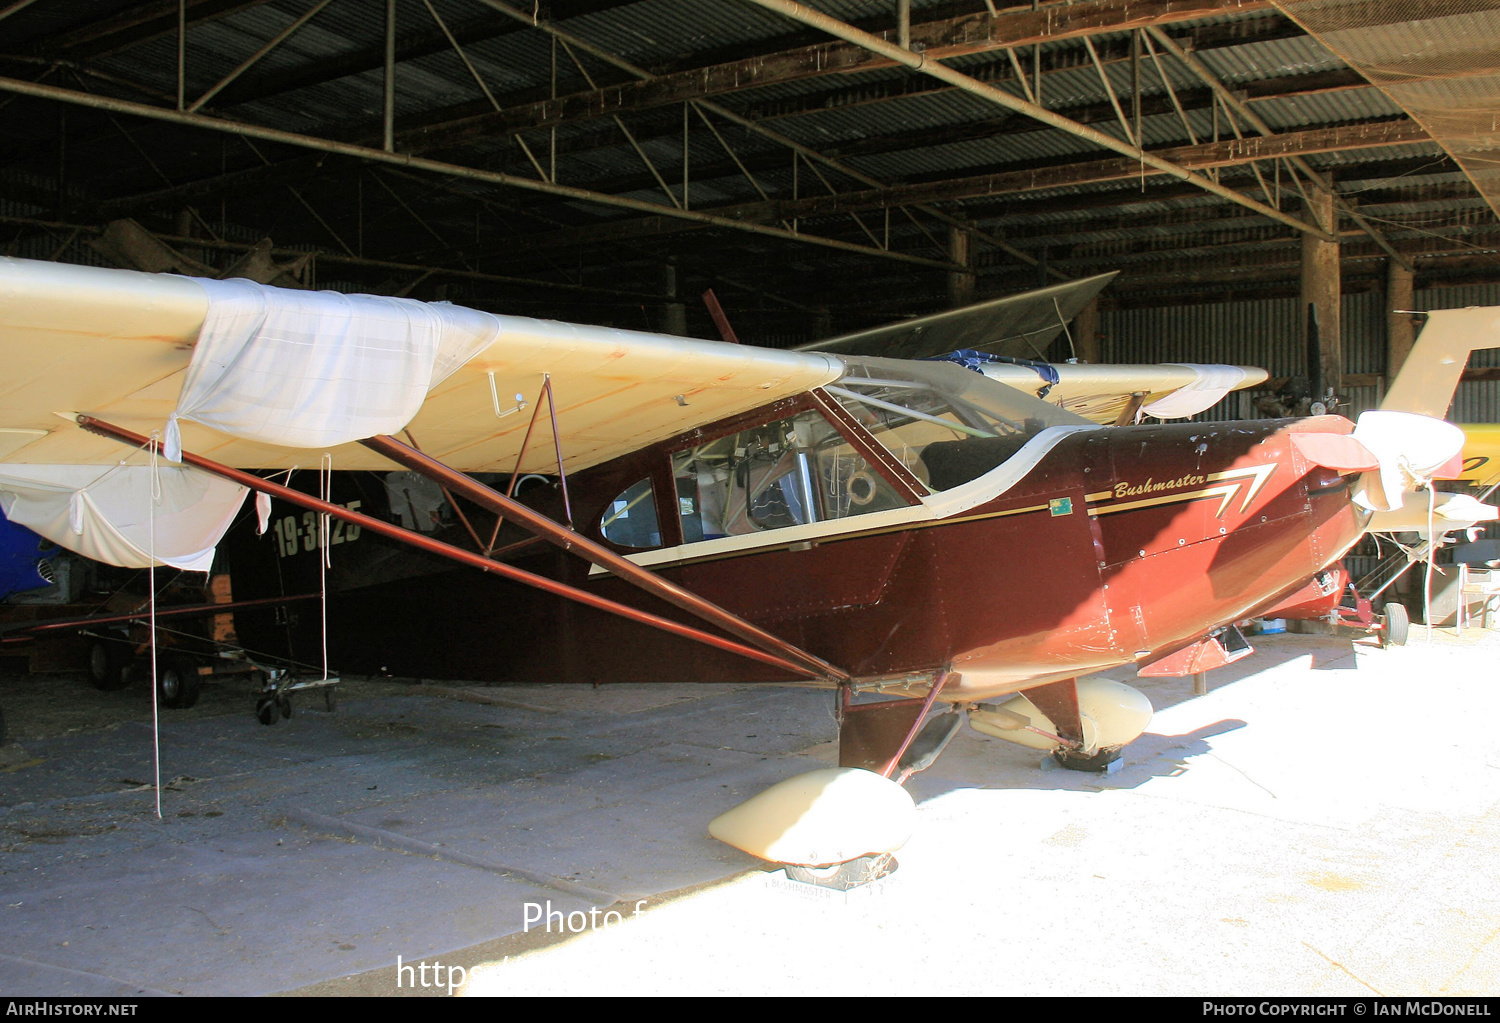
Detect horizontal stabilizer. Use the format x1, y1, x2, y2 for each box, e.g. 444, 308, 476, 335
1366, 491, 1499, 536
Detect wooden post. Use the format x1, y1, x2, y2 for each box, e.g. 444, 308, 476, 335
382, 0, 396, 153
1300, 190, 1341, 398
1073, 297, 1099, 363
1386, 258, 1416, 387
947, 225, 974, 308
662, 261, 687, 336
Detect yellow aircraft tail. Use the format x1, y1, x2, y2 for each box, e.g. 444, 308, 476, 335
1458, 423, 1500, 489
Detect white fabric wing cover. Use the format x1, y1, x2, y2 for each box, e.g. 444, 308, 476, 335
1140, 364, 1249, 420
165, 277, 502, 460
0, 464, 248, 572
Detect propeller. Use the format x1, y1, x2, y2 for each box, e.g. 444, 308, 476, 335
1348, 410, 1467, 513
1291, 409, 1476, 518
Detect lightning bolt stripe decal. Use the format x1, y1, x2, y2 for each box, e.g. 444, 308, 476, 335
1206, 463, 1279, 514
1088, 463, 1279, 519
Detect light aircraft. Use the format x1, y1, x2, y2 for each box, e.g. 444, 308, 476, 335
0, 255, 1491, 877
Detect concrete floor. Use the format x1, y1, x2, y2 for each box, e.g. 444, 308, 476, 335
1, 626, 1498, 997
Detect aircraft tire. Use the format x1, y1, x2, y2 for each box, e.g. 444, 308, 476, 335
323, 687, 337, 713
255, 696, 279, 725
0, 703, 7, 746
156, 659, 201, 710
87, 640, 133, 692
1382, 603, 1409, 647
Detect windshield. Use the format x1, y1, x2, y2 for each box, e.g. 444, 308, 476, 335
829, 356, 1091, 491
672, 407, 909, 542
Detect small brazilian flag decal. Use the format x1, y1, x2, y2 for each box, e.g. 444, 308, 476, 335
1049, 497, 1073, 517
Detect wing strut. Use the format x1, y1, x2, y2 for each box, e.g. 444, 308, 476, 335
359, 433, 850, 683
75, 417, 845, 682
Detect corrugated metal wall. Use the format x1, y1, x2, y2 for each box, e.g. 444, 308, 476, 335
1100, 284, 1500, 425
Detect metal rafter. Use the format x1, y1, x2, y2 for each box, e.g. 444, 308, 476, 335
0, 75, 963, 273
84, 61, 1359, 225
1144, 25, 1414, 272
202, 0, 634, 108
403, 0, 1273, 151
187, 0, 336, 113
503, 120, 1428, 251
40, 0, 278, 59
741, 0, 1334, 242
469, 0, 1049, 274
0, 0, 41, 25
0, 211, 660, 299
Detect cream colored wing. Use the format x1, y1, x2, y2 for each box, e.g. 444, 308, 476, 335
0, 257, 841, 473
979, 362, 1270, 424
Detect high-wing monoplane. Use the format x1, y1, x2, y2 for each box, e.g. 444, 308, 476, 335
0, 255, 1490, 877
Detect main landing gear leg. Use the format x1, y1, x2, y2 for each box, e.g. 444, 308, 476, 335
968, 677, 1155, 772
1020, 678, 1123, 772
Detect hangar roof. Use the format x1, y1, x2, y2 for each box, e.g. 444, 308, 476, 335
1, 0, 1496, 339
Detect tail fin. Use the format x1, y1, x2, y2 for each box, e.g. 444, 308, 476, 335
1383, 307, 1500, 417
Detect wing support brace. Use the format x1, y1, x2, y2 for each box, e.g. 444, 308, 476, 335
837, 671, 951, 778
74, 417, 848, 683
358, 434, 848, 683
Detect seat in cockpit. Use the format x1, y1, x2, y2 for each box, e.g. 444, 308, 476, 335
919, 434, 1033, 491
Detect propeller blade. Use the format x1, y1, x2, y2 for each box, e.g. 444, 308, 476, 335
1350, 410, 1467, 512
1290, 433, 1380, 473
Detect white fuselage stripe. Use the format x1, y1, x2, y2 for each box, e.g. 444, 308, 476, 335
589, 425, 1099, 575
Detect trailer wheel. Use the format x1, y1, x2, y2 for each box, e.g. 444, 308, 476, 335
1382, 603, 1410, 648
87, 640, 133, 692
156, 659, 201, 710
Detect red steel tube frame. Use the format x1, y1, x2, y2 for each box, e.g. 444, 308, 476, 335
74, 417, 823, 680
360, 433, 850, 683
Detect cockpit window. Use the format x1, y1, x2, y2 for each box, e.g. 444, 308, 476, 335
672, 409, 907, 542
830, 357, 1089, 491
600, 478, 662, 548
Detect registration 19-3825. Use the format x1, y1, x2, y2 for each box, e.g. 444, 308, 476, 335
271, 502, 363, 558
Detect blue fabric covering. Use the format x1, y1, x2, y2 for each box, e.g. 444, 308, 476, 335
0, 506, 54, 600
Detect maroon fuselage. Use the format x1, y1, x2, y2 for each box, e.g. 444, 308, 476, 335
227, 412, 1368, 701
